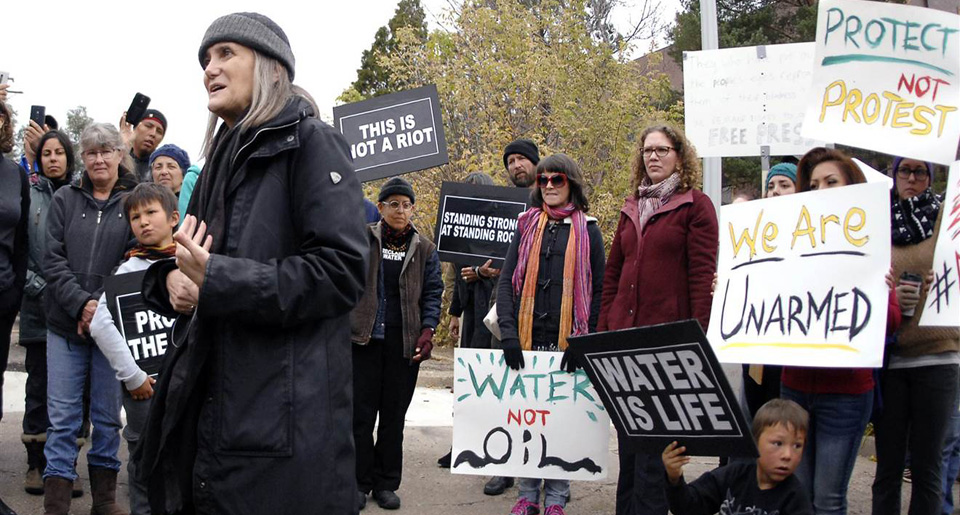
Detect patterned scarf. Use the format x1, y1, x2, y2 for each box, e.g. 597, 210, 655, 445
381, 222, 414, 251
891, 188, 942, 245
125, 242, 177, 261
637, 172, 682, 231
511, 203, 591, 351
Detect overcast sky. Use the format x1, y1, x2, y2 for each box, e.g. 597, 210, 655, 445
3, 0, 677, 163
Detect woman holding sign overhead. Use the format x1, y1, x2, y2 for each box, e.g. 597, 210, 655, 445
780, 147, 901, 515
598, 124, 718, 515
872, 156, 958, 515
496, 153, 605, 515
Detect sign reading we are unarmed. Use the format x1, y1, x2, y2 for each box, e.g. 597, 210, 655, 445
333, 84, 449, 182
103, 271, 174, 377
801, 0, 960, 165
566, 321, 756, 457
434, 182, 531, 266
452, 350, 610, 481
707, 182, 892, 368
684, 42, 823, 157
920, 162, 960, 327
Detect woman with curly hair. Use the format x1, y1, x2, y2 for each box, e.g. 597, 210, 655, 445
598, 124, 718, 515
0, 100, 29, 515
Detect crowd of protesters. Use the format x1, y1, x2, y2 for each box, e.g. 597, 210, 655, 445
0, 9, 957, 515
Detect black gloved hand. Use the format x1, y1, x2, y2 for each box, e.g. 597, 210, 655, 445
501, 338, 525, 370
560, 347, 581, 373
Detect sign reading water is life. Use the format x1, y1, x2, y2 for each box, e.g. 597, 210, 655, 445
801, 0, 960, 165
707, 182, 892, 368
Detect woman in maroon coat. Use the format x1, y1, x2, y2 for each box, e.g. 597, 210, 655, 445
598, 124, 718, 515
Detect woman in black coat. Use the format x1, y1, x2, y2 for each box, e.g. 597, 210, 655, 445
0, 100, 29, 515
139, 13, 368, 514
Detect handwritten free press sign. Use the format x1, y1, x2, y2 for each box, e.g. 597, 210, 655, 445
452, 350, 609, 481
801, 0, 960, 165
707, 182, 891, 368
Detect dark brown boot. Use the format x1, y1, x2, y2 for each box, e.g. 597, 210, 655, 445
43, 477, 73, 515
88, 466, 127, 515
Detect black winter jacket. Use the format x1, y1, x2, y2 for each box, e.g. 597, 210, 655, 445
20, 174, 57, 344
43, 170, 136, 338
138, 97, 369, 515
496, 217, 605, 350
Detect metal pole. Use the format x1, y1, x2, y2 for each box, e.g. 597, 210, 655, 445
700, 0, 722, 211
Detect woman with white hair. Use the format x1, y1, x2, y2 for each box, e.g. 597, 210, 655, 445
138, 12, 368, 514
42, 122, 137, 515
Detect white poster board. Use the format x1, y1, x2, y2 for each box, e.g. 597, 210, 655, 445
451, 349, 609, 481
801, 0, 960, 165
684, 43, 823, 157
707, 182, 892, 367
920, 162, 960, 327
854, 158, 894, 189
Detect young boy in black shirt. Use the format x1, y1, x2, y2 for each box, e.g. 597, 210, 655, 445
662, 398, 814, 515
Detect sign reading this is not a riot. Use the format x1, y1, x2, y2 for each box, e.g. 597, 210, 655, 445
452, 350, 610, 481
333, 84, 449, 182
707, 181, 891, 368
801, 0, 960, 165
920, 161, 960, 328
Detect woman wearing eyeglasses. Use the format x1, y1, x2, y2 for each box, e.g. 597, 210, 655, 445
42, 123, 137, 514
496, 154, 605, 515
872, 156, 958, 515
350, 177, 443, 511
598, 124, 718, 515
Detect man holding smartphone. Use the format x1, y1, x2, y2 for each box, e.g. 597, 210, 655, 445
121, 108, 166, 182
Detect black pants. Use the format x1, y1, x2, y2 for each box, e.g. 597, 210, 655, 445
22, 341, 50, 435
0, 286, 21, 422
615, 445, 668, 515
353, 329, 420, 493
872, 364, 959, 515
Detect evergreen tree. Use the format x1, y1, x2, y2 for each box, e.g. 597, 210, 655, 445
346, 0, 429, 100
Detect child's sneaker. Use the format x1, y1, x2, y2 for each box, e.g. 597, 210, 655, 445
510, 498, 540, 515
544, 505, 566, 515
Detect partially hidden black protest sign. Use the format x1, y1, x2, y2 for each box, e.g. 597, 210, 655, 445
434, 182, 531, 267
567, 320, 757, 457
103, 271, 174, 378
333, 84, 448, 182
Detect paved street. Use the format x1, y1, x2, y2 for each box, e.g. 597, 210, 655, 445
1, 343, 945, 514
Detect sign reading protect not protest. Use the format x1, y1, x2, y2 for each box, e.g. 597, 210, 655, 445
801, 0, 960, 165
452, 349, 610, 481
920, 161, 960, 327
707, 182, 892, 367
684, 42, 823, 157
103, 271, 174, 377
434, 182, 531, 266
566, 321, 756, 457
334, 84, 449, 182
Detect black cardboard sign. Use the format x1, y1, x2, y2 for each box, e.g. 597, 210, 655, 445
434, 182, 531, 266
103, 271, 174, 378
566, 320, 757, 457
333, 84, 448, 182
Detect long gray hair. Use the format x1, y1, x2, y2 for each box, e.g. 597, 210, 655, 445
200, 50, 319, 161
80, 123, 135, 173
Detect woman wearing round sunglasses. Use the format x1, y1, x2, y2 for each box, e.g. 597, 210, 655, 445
598, 124, 718, 515
496, 154, 605, 515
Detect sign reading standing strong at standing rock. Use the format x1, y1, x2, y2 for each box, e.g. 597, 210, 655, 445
434, 182, 531, 266
333, 84, 449, 182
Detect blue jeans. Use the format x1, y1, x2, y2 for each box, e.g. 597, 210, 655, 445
781, 386, 873, 515
44, 330, 122, 480
519, 478, 570, 508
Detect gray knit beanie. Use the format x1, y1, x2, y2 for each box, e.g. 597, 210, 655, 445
198, 12, 296, 80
